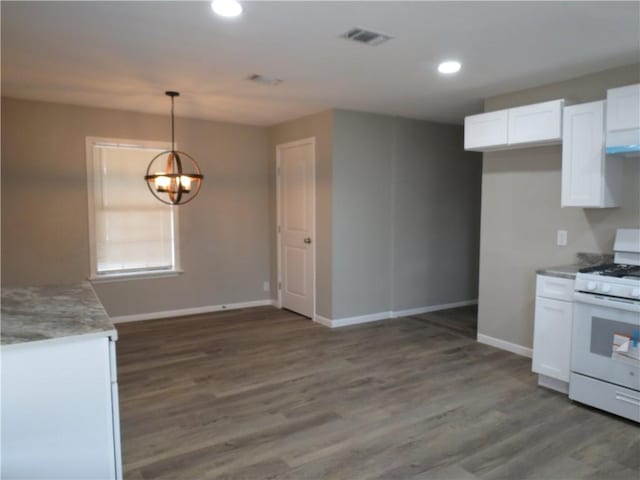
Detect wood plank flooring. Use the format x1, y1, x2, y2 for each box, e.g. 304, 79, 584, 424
116, 306, 639, 479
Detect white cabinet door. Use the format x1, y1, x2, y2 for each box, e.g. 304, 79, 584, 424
606, 83, 640, 151
536, 275, 575, 302
1, 338, 117, 479
562, 101, 605, 207
532, 296, 573, 382
464, 110, 508, 151
464, 100, 564, 152
508, 99, 564, 146
561, 101, 621, 208
606, 84, 640, 132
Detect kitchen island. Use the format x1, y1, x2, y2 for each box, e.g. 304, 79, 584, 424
1, 282, 122, 480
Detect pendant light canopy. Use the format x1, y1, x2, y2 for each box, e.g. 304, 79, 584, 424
145, 91, 204, 205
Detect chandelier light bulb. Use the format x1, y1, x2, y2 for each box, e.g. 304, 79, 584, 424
180, 176, 193, 192
154, 175, 171, 192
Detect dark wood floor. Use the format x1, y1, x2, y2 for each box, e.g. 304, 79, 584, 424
116, 306, 639, 480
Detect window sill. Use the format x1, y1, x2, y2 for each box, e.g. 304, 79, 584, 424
89, 270, 184, 284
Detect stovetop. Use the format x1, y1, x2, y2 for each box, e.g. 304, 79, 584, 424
579, 263, 640, 279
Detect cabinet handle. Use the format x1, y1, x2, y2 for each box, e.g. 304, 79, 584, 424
615, 392, 640, 406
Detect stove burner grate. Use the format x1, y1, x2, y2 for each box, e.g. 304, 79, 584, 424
579, 263, 640, 278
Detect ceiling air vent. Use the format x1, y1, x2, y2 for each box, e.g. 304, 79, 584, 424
341, 27, 393, 46
247, 74, 283, 86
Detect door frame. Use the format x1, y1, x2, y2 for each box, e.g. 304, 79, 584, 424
276, 137, 316, 320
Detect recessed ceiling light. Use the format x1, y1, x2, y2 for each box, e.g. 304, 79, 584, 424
211, 0, 243, 18
438, 60, 462, 74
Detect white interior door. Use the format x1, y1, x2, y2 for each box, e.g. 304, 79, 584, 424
277, 139, 315, 318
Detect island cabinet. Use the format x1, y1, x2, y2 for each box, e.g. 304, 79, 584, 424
532, 274, 575, 394
1, 284, 122, 480
561, 100, 622, 208
464, 99, 564, 152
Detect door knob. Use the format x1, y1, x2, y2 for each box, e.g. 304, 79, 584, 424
303, 237, 312, 244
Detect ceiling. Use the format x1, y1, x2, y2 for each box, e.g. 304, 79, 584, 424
2, 1, 639, 126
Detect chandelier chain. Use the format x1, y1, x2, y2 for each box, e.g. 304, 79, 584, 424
171, 94, 175, 151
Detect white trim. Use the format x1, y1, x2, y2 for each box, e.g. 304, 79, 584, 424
393, 299, 478, 318
312, 315, 333, 328
537, 374, 569, 394
312, 299, 478, 328
276, 137, 316, 319
90, 269, 184, 283
328, 311, 393, 328
110, 299, 275, 324
85, 136, 178, 279
477, 333, 533, 358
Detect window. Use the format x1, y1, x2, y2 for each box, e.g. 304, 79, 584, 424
86, 137, 179, 280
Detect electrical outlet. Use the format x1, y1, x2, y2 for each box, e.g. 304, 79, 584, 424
557, 230, 568, 246
263, 281, 270, 292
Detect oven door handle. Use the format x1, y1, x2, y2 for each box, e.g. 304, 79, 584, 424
574, 292, 640, 313
615, 392, 640, 406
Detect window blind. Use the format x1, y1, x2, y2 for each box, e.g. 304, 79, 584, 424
92, 144, 176, 274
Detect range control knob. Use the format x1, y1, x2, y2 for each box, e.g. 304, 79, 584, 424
600, 284, 612, 293
631, 288, 640, 298
587, 281, 597, 291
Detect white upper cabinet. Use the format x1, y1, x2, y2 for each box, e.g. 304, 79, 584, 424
508, 100, 564, 146
606, 84, 640, 132
562, 101, 621, 208
464, 110, 508, 151
464, 99, 564, 152
605, 84, 640, 151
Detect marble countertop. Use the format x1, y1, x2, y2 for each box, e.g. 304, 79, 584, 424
1, 282, 116, 347
536, 252, 614, 280
536, 264, 582, 280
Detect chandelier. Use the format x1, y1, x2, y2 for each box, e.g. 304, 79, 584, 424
145, 91, 204, 205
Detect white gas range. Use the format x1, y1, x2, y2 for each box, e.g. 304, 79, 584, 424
570, 228, 640, 422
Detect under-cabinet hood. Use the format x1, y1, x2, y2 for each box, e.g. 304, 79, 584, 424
606, 128, 640, 157
606, 84, 640, 157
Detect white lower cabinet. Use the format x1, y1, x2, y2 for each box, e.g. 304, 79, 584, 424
1, 336, 122, 479
532, 275, 575, 393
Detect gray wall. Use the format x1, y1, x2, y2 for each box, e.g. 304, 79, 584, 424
1, 97, 271, 317
268, 110, 334, 318
268, 109, 481, 320
331, 110, 482, 319
3, 98, 481, 322
392, 117, 482, 312
332, 111, 394, 318
478, 63, 640, 349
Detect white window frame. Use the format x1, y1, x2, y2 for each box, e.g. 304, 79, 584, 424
85, 136, 182, 282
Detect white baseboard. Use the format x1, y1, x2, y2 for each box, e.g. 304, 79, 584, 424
112, 298, 478, 328
477, 333, 533, 358
110, 299, 275, 324
537, 374, 569, 394
328, 311, 393, 328
393, 299, 478, 318
313, 299, 478, 328
312, 315, 333, 328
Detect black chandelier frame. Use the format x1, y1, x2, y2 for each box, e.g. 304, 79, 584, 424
144, 91, 204, 206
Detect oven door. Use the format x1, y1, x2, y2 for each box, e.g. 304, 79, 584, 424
572, 292, 640, 391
